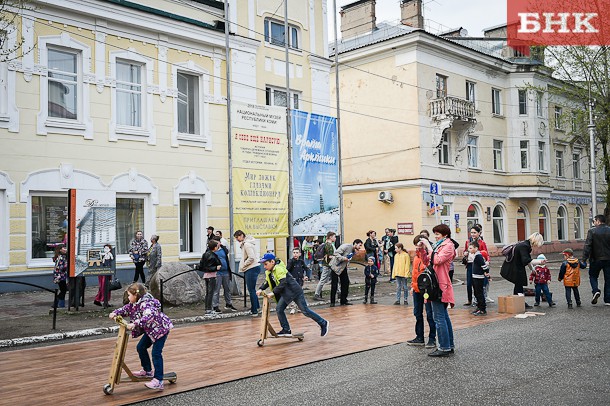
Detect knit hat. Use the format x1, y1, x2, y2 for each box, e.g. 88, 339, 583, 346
537, 254, 547, 261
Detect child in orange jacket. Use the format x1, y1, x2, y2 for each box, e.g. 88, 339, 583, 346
558, 248, 585, 309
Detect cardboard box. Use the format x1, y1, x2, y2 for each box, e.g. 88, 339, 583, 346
498, 296, 507, 313
505, 295, 525, 314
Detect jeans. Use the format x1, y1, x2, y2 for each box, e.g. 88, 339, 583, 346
276, 293, 326, 332
466, 266, 473, 302
303, 257, 313, 280
364, 277, 377, 298
589, 260, 610, 303
565, 286, 581, 304
331, 269, 350, 305
133, 261, 146, 283
430, 300, 454, 351
213, 274, 233, 308
412, 291, 435, 341
315, 264, 331, 297
473, 277, 486, 312
204, 277, 216, 310
395, 276, 409, 302
534, 282, 553, 305
245, 266, 261, 314
137, 333, 168, 381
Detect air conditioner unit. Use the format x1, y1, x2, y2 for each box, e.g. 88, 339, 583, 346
378, 191, 393, 203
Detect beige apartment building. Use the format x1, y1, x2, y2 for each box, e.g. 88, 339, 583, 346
0, 0, 332, 289
334, 0, 601, 254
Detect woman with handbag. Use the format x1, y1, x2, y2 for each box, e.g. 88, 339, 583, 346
130, 231, 149, 284
94, 244, 114, 306
420, 223, 456, 357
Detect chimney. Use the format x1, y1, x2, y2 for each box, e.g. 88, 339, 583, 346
340, 0, 376, 40
400, 0, 424, 29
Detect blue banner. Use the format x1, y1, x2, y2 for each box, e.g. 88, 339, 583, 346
291, 110, 340, 236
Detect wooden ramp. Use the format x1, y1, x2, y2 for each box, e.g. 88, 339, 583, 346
0, 305, 512, 406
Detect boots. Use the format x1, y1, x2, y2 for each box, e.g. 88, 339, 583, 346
363, 296, 368, 304
370, 296, 378, 304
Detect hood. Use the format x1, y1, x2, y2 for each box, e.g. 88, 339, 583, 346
137, 293, 158, 308
243, 235, 256, 245
567, 258, 580, 268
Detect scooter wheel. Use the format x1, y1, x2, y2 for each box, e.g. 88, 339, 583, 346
257, 339, 263, 347
103, 384, 113, 395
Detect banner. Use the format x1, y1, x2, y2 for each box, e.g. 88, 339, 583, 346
231, 101, 288, 237
70, 190, 117, 276
291, 110, 340, 236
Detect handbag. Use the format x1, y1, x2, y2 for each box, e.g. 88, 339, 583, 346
108, 278, 122, 291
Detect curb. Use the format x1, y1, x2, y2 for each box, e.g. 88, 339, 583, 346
0, 296, 359, 349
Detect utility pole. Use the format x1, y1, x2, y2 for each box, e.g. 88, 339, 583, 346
284, 0, 295, 251
588, 97, 598, 218
333, 0, 345, 239
224, 0, 235, 261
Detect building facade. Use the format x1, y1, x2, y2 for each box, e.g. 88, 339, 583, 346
334, 0, 602, 254
0, 0, 332, 289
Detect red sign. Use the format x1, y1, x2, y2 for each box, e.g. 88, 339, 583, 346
507, 0, 610, 52
397, 222, 414, 235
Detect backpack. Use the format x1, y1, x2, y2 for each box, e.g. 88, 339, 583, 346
417, 266, 442, 302
501, 243, 518, 262
314, 243, 327, 262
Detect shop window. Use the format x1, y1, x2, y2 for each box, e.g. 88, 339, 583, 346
180, 198, 202, 254
30, 195, 68, 259
115, 197, 145, 255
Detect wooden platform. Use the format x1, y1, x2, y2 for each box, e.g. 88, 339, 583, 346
0, 305, 512, 405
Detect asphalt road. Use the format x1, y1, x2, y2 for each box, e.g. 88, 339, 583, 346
133, 278, 610, 406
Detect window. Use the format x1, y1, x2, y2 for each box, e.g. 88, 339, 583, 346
115, 197, 145, 255
493, 140, 504, 170
572, 150, 582, 179
518, 89, 527, 115
467, 136, 478, 168
264, 18, 300, 49
492, 205, 505, 244
438, 131, 450, 165
436, 74, 447, 98
538, 141, 546, 171
265, 86, 300, 109
520, 140, 529, 170
492, 88, 501, 115
557, 206, 567, 240
180, 198, 202, 254
116, 60, 142, 127
538, 206, 549, 241
571, 111, 579, 133
517, 206, 528, 241
30, 195, 68, 259
536, 92, 543, 117
466, 203, 480, 232
554, 106, 563, 129
555, 149, 564, 177
177, 72, 200, 135
466, 81, 476, 106
574, 206, 584, 239
47, 49, 78, 120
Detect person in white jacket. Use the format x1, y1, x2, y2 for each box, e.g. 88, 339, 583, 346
234, 230, 261, 316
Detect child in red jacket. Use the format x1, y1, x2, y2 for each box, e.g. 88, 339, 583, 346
529, 254, 556, 307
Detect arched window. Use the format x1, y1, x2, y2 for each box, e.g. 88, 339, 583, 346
557, 206, 567, 240
539, 206, 550, 241
492, 205, 505, 244
467, 203, 480, 233
574, 206, 584, 240
517, 206, 528, 241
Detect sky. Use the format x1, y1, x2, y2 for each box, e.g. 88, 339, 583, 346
330, 0, 507, 38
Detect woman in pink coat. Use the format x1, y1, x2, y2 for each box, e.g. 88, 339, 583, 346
421, 223, 456, 357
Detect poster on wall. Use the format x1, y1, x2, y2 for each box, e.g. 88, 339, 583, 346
69, 190, 117, 277
291, 110, 340, 236
231, 101, 289, 237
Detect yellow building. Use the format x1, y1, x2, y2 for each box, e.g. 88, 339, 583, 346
0, 0, 332, 289
333, 0, 603, 254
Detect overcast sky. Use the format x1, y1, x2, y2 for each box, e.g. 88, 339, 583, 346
329, 0, 507, 38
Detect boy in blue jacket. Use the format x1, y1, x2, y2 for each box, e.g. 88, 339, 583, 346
363, 256, 379, 304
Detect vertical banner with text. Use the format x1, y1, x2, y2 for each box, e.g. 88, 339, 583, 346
291, 110, 340, 236
231, 101, 288, 237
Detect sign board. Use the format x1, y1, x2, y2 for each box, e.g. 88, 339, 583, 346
454, 213, 460, 221
423, 192, 444, 205
429, 182, 442, 195
397, 222, 414, 235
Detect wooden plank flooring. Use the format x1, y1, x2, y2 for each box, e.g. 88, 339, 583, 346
0, 305, 512, 406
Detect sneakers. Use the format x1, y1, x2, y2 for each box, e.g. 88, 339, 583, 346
425, 340, 437, 349
224, 304, 237, 312
313, 295, 324, 301
463, 302, 472, 306
250, 312, 260, 317
525, 303, 533, 309
592, 291, 601, 304
370, 298, 378, 304
277, 329, 292, 337
473, 310, 487, 316
605, 303, 610, 306
93, 300, 102, 307
485, 297, 495, 303
549, 302, 556, 307
404, 301, 409, 306
576, 302, 582, 307
394, 301, 401, 305
568, 303, 573, 309
320, 320, 330, 337
407, 338, 425, 346
289, 308, 296, 315
428, 349, 451, 357
205, 310, 214, 315
534, 302, 540, 307
145, 378, 164, 391
134, 369, 153, 378
213, 307, 222, 314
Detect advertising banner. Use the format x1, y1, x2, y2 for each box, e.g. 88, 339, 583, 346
70, 190, 117, 276
291, 110, 340, 236
231, 101, 288, 237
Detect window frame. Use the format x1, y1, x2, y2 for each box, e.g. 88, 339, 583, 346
520, 140, 529, 170
466, 203, 481, 233
263, 17, 300, 50
518, 89, 527, 115
492, 204, 506, 244
438, 131, 451, 165
171, 62, 211, 147
27, 191, 68, 268
113, 193, 153, 262
572, 149, 582, 179
466, 80, 476, 107
265, 85, 300, 109
0, 186, 8, 270
554, 106, 563, 130
467, 135, 479, 168
574, 206, 584, 240
555, 149, 564, 178
538, 205, 550, 242
179, 195, 205, 258
538, 141, 546, 172
557, 205, 567, 241
536, 91, 544, 117
436, 74, 448, 99
493, 139, 504, 171
491, 88, 502, 115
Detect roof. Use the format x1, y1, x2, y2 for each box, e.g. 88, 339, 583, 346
331, 22, 417, 55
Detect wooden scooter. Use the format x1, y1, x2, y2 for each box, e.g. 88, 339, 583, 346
257, 293, 304, 347
103, 316, 177, 395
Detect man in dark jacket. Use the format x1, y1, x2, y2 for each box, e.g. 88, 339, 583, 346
257, 253, 329, 337
582, 214, 610, 305
199, 240, 221, 314
286, 247, 307, 287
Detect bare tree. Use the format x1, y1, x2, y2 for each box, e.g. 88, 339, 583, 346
0, 0, 33, 61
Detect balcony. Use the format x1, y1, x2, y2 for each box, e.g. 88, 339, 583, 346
430, 96, 475, 121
